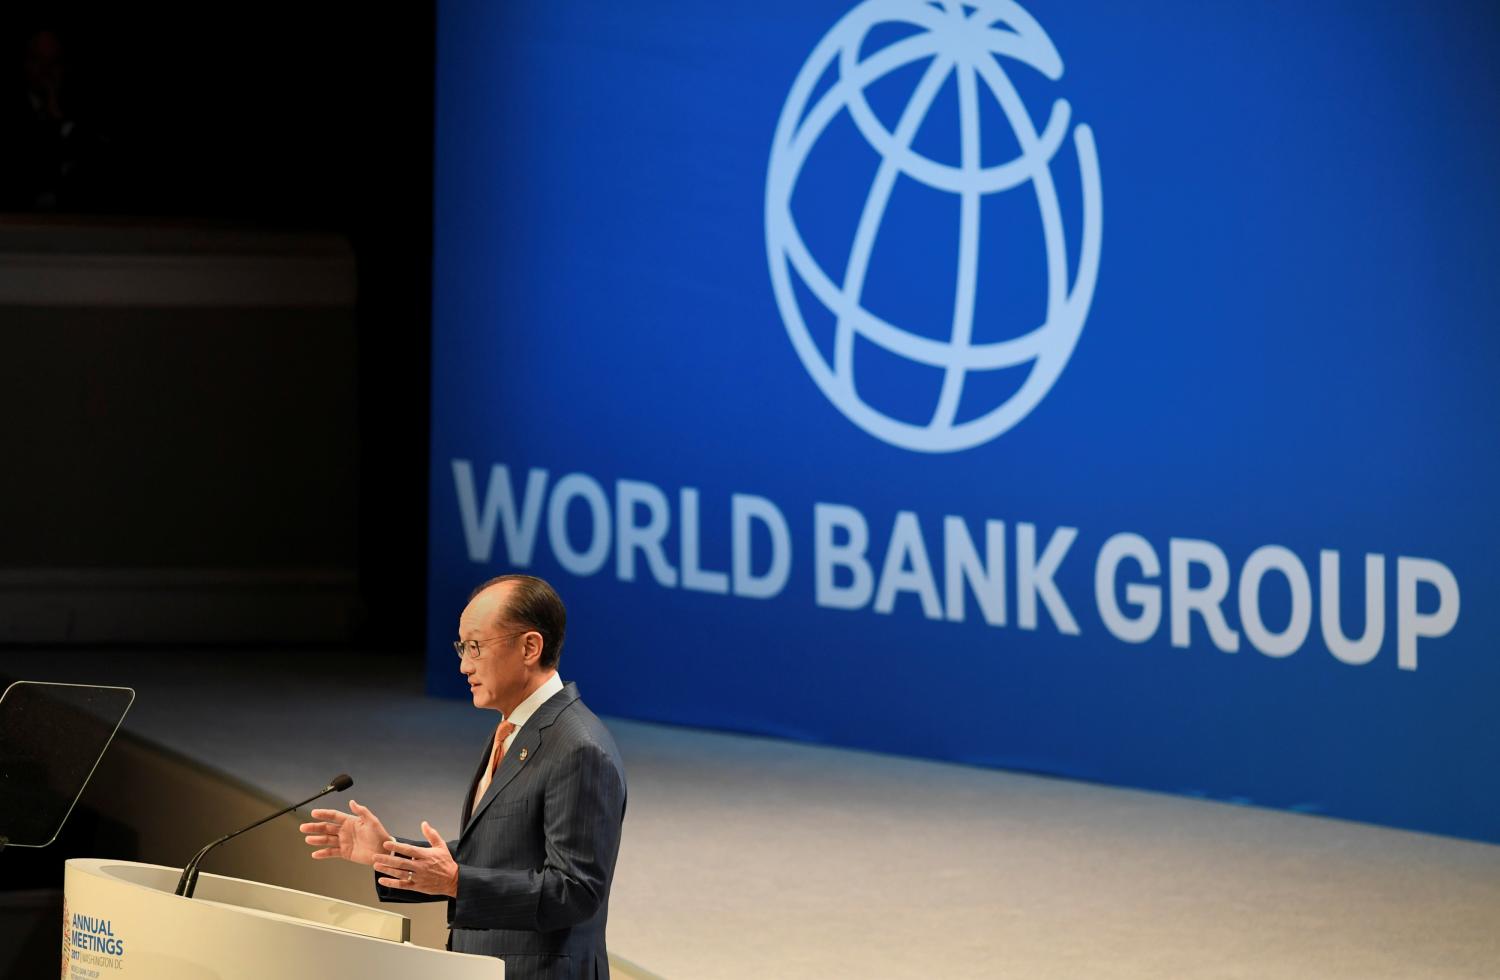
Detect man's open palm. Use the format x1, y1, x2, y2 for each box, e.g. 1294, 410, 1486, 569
300, 799, 391, 866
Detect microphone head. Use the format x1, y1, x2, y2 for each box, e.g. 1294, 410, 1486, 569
329, 774, 354, 792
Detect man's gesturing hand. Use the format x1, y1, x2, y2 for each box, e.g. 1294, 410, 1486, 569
372, 821, 459, 898
299, 799, 392, 866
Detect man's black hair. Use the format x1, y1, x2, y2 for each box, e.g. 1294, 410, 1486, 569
470, 574, 567, 669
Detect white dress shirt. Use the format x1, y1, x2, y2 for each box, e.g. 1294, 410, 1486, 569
500, 671, 565, 754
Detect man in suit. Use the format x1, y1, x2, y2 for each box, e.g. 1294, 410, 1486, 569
300, 575, 627, 979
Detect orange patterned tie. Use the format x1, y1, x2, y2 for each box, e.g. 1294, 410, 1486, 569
472, 720, 517, 819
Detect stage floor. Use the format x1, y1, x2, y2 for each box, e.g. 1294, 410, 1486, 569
10, 650, 1499, 978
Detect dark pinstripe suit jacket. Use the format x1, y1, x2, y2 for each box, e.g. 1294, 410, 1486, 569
376, 683, 627, 980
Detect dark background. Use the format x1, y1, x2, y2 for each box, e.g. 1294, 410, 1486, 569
1, 2, 438, 651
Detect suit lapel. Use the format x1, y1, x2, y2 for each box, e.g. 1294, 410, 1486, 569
458, 730, 496, 830
460, 682, 581, 840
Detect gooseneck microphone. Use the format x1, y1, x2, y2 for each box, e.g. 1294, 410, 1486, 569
174, 773, 353, 898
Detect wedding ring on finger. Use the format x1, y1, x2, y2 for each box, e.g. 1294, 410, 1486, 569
407, 870, 414, 881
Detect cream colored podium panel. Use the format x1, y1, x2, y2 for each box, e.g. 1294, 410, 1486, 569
64, 859, 502, 979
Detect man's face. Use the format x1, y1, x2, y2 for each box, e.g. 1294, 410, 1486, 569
457, 585, 532, 712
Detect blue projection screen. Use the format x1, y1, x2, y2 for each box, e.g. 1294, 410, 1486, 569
427, 0, 1500, 844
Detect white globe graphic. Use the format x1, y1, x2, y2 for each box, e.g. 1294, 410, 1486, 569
765, 0, 1103, 453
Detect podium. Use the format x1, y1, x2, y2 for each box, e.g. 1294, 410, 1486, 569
64, 859, 502, 979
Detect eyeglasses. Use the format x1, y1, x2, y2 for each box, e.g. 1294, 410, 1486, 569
453, 630, 531, 661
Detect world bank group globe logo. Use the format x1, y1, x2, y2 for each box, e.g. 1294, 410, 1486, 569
765, 0, 1102, 453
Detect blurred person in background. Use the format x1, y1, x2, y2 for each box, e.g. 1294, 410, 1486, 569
2, 25, 112, 211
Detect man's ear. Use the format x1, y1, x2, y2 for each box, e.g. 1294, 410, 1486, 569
522, 630, 544, 666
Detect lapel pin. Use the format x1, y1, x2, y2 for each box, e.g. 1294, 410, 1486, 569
519, 747, 529, 761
